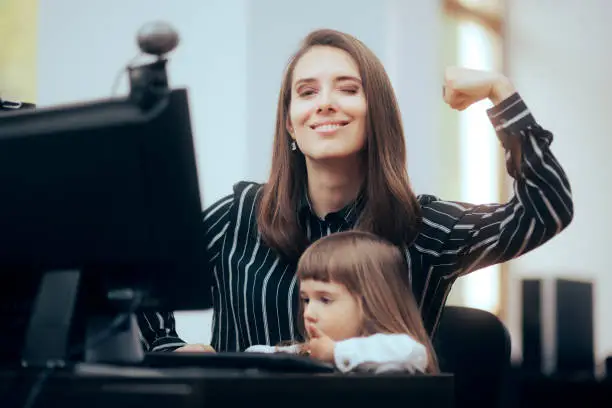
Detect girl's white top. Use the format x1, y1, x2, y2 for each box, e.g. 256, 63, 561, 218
245, 333, 429, 374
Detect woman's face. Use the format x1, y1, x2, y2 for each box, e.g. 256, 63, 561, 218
288, 46, 367, 162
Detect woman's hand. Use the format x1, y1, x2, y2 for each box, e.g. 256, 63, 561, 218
443, 66, 516, 110
174, 344, 216, 353
305, 324, 335, 363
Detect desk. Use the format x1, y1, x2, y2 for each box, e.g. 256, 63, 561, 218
0, 365, 454, 408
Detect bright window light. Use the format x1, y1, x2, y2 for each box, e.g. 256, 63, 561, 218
457, 20, 501, 314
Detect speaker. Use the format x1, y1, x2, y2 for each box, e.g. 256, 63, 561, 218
554, 279, 594, 376
520, 278, 594, 377
521, 279, 542, 373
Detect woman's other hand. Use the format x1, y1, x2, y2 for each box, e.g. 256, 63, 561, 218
443, 66, 516, 110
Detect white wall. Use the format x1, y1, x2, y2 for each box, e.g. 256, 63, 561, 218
504, 0, 612, 372
37, 0, 250, 206
38, 0, 444, 344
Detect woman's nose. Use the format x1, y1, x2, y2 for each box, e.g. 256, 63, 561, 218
316, 90, 336, 113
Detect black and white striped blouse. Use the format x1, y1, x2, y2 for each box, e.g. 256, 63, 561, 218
138, 92, 574, 352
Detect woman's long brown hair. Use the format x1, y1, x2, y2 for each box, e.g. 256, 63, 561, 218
297, 231, 439, 374
257, 29, 422, 260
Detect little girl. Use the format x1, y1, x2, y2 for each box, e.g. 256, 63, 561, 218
246, 230, 439, 374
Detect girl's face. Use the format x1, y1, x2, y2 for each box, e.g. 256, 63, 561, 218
299, 278, 363, 341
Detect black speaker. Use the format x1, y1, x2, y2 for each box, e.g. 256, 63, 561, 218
521, 279, 542, 373
520, 278, 594, 377
555, 279, 594, 376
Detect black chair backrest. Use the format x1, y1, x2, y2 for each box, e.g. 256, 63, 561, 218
433, 306, 511, 408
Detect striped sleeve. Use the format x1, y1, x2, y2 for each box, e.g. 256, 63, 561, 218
137, 192, 235, 351
427, 93, 574, 277
137, 311, 186, 352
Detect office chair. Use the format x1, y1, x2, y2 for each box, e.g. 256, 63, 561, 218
433, 306, 511, 408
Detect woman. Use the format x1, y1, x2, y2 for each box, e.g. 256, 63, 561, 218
138, 29, 573, 353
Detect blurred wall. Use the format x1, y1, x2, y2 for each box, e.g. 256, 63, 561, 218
37, 0, 445, 344
504, 0, 612, 372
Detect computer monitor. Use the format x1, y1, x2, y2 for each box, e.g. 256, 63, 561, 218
0, 88, 211, 367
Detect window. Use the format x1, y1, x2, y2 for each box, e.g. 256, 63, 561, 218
442, 0, 507, 317
0, 0, 38, 103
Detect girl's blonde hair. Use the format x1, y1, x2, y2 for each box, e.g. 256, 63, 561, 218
296, 230, 439, 373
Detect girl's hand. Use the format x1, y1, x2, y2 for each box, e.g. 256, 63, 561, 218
305, 324, 336, 363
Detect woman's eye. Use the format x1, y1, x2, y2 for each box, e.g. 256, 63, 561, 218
340, 87, 358, 94
299, 89, 316, 97
301, 297, 310, 304
320, 297, 332, 304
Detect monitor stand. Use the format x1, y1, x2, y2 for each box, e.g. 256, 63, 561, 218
21, 270, 144, 368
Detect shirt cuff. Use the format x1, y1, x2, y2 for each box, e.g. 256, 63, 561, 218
333, 338, 360, 373
150, 337, 187, 352
486, 92, 537, 137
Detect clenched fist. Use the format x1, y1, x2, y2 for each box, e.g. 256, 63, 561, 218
443, 66, 516, 111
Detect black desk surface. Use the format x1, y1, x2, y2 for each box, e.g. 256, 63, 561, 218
1, 365, 454, 408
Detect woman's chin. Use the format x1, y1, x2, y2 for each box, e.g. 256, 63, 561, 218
303, 145, 363, 163
305, 151, 359, 163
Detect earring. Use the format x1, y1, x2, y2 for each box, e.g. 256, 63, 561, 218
291, 140, 297, 151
